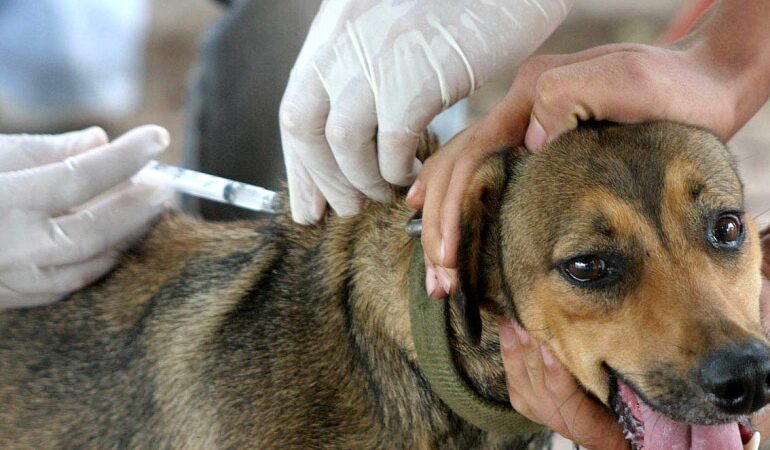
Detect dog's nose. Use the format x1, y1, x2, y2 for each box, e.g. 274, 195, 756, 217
698, 341, 770, 415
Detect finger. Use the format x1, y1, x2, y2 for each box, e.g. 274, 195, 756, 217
405, 179, 425, 210
284, 146, 327, 224
512, 322, 548, 394
0, 251, 117, 296
280, 73, 362, 219
326, 77, 390, 203
419, 154, 454, 298
499, 319, 536, 417
4, 183, 174, 269
539, 346, 579, 397
437, 141, 494, 270
0, 125, 169, 212
0, 292, 61, 309
424, 260, 441, 300
526, 50, 671, 150
376, 97, 431, 186
488, 46, 636, 144
539, 346, 627, 448
0, 127, 108, 172
281, 70, 332, 223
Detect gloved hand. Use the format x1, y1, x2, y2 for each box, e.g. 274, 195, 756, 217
0, 125, 174, 309
280, 0, 574, 223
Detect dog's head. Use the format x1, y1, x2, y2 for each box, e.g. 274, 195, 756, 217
457, 122, 767, 448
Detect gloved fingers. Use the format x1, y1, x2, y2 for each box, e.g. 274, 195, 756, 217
0, 125, 169, 212
326, 77, 390, 203
281, 74, 363, 219
12, 183, 174, 269
0, 293, 62, 309
284, 146, 328, 224
0, 126, 108, 172
0, 250, 117, 296
376, 120, 424, 187
281, 72, 333, 223
372, 29, 471, 187
305, 156, 363, 218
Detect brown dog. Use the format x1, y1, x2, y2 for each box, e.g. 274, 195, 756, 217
0, 122, 767, 449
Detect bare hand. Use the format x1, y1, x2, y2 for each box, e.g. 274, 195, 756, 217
408, 39, 770, 298
498, 320, 627, 449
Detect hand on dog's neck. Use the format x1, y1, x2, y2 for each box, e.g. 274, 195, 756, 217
343, 150, 520, 407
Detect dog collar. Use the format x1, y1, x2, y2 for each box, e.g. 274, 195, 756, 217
408, 240, 543, 436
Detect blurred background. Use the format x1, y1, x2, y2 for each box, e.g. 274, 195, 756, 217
0, 0, 766, 224
0, 0, 768, 446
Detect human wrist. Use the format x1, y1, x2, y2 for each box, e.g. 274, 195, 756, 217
674, 1, 770, 138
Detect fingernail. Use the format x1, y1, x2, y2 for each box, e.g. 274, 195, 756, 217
499, 321, 518, 350
437, 267, 452, 294
74, 127, 108, 151
140, 126, 170, 156
541, 346, 556, 367
426, 266, 437, 296
524, 116, 547, 150
406, 179, 421, 201
154, 127, 170, 148
512, 321, 530, 345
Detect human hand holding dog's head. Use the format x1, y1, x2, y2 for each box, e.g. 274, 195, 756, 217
409, 0, 770, 298
498, 319, 628, 450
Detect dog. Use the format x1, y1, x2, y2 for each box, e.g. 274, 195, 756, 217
0, 122, 768, 449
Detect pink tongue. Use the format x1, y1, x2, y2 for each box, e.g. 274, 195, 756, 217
639, 400, 742, 450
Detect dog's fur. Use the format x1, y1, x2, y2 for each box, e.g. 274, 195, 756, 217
0, 123, 766, 449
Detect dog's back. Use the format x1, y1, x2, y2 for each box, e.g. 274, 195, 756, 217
0, 216, 278, 448
0, 203, 536, 449
6, 122, 758, 450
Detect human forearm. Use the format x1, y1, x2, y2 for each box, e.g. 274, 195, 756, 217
681, 0, 770, 138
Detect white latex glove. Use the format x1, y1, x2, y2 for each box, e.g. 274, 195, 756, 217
280, 0, 574, 223
0, 125, 174, 309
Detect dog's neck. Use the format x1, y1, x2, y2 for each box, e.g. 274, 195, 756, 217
334, 198, 511, 407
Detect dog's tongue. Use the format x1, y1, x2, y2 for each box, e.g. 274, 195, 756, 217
618, 381, 745, 449
637, 393, 742, 450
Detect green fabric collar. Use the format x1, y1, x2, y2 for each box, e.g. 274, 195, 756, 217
408, 240, 543, 436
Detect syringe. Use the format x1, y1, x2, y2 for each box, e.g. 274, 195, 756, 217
132, 160, 279, 213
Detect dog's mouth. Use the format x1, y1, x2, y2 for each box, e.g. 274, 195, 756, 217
609, 376, 760, 450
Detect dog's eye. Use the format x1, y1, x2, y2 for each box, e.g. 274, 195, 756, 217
709, 213, 744, 249
563, 255, 608, 283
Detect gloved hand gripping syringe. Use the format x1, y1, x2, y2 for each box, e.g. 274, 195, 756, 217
133, 161, 279, 213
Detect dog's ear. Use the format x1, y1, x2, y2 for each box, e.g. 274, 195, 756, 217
456, 149, 516, 345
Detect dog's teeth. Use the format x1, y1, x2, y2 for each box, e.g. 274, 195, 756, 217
744, 431, 760, 450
